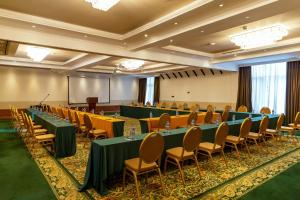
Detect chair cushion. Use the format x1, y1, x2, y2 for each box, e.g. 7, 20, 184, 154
247, 132, 262, 139
90, 129, 107, 136
125, 157, 158, 172
288, 123, 300, 129
281, 126, 294, 131
199, 142, 221, 151
226, 135, 244, 143
33, 125, 43, 129
34, 129, 48, 134
166, 147, 194, 159
266, 129, 278, 135
35, 134, 55, 140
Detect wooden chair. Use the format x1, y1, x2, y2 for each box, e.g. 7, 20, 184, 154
198, 122, 229, 168
161, 102, 167, 108
74, 111, 87, 134
207, 104, 214, 112
58, 108, 65, 119
288, 112, 300, 129
225, 118, 252, 160
237, 105, 248, 112
260, 107, 271, 114
281, 112, 300, 142
123, 132, 165, 200
224, 105, 232, 111
204, 110, 213, 124
164, 126, 202, 185
221, 110, 229, 122
183, 102, 189, 110
246, 116, 269, 152
171, 102, 177, 109
67, 109, 77, 126
83, 114, 107, 139
265, 114, 285, 141
145, 101, 151, 107
150, 113, 171, 132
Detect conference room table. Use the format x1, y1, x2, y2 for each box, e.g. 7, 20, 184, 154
79, 114, 278, 195
26, 108, 76, 158
61, 108, 125, 138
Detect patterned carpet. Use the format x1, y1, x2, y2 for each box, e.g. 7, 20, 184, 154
26, 118, 300, 200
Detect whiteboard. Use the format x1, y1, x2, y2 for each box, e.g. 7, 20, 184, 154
68, 76, 110, 104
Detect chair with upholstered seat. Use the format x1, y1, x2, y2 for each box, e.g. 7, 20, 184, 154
224, 105, 232, 111
225, 118, 252, 160
161, 102, 167, 108
198, 122, 229, 168
178, 112, 198, 128
246, 116, 269, 152
183, 102, 189, 110
74, 111, 87, 135
83, 114, 107, 139
237, 105, 248, 112
207, 104, 214, 112
58, 108, 65, 119
67, 109, 77, 126
288, 112, 300, 129
171, 102, 177, 109
150, 113, 171, 132
145, 101, 151, 107
123, 132, 165, 200
281, 112, 300, 142
260, 107, 271, 114
265, 114, 284, 141
204, 110, 213, 124
164, 126, 202, 185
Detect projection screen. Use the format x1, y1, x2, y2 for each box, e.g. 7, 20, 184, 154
68, 76, 110, 104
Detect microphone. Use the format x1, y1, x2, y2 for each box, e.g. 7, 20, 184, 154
40, 93, 50, 105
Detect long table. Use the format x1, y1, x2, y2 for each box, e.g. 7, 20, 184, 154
26, 108, 76, 158
79, 114, 278, 195
61, 108, 125, 138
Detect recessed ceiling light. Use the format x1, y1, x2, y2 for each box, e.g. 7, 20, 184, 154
144, 34, 148, 38
80, 75, 86, 78
174, 22, 178, 25
32, 25, 36, 28
209, 42, 216, 45
219, 4, 224, 7
200, 30, 204, 33
170, 39, 173, 43
245, 16, 250, 19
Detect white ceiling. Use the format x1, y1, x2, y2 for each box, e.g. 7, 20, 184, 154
0, 0, 300, 75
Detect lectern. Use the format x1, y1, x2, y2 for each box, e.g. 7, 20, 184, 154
86, 97, 98, 112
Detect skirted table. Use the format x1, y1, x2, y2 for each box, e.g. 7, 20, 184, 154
26, 108, 76, 158
61, 108, 125, 138
79, 114, 278, 195
139, 112, 222, 133
120, 105, 191, 119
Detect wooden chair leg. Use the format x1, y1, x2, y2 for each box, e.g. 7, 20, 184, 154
133, 172, 141, 200
157, 168, 165, 195
244, 141, 251, 156
221, 150, 228, 167
175, 159, 185, 185
233, 144, 240, 160
164, 156, 168, 175
193, 154, 202, 177
208, 152, 215, 169
122, 168, 126, 191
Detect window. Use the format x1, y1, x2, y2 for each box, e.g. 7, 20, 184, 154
145, 77, 155, 105
251, 62, 286, 114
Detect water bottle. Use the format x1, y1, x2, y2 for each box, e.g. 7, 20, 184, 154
232, 114, 236, 121
129, 127, 135, 140
249, 113, 252, 118
150, 111, 153, 118
191, 119, 195, 126
165, 121, 170, 133
100, 110, 104, 116
176, 110, 179, 116
272, 110, 274, 115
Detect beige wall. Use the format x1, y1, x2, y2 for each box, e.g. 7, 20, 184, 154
160, 72, 239, 109
0, 66, 139, 109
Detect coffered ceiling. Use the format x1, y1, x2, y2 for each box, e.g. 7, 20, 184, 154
0, 0, 300, 76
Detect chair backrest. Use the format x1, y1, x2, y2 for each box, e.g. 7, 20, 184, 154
204, 110, 213, 124
183, 126, 202, 153
183, 102, 189, 110
21, 112, 28, 129
294, 112, 300, 127
259, 116, 269, 135
260, 107, 271, 114
214, 122, 229, 147
276, 114, 285, 130
146, 101, 151, 107
158, 113, 170, 129
161, 102, 167, 108
74, 112, 81, 127
207, 104, 214, 111
239, 117, 252, 138
221, 110, 229, 122
171, 102, 177, 109
59, 108, 65, 118
237, 105, 248, 112
25, 115, 35, 136
187, 112, 198, 126
139, 132, 164, 166
224, 105, 232, 111
68, 109, 73, 122
83, 114, 93, 131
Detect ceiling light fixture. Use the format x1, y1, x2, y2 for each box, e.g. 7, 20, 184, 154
26, 46, 51, 62
170, 39, 173, 43
230, 24, 288, 49
120, 59, 144, 71
174, 22, 178, 25
32, 25, 36, 28
85, 0, 120, 11
209, 42, 216, 45
144, 34, 148, 38
219, 4, 224, 7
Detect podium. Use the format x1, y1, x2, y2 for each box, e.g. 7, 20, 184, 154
86, 97, 98, 112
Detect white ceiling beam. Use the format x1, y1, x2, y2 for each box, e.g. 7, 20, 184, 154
63, 53, 89, 65
128, 0, 278, 50
69, 55, 111, 70
0, 55, 64, 65
163, 45, 214, 58
0, 60, 69, 69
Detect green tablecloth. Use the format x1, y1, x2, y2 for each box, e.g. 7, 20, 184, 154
26, 109, 76, 158
79, 114, 278, 195
112, 120, 125, 137
120, 105, 190, 119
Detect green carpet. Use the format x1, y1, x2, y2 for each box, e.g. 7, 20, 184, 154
0, 131, 56, 200
240, 161, 300, 200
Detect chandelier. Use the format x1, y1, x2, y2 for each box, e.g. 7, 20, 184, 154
26, 46, 51, 62
119, 59, 145, 71
230, 25, 288, 49
85, 0, 120, 11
